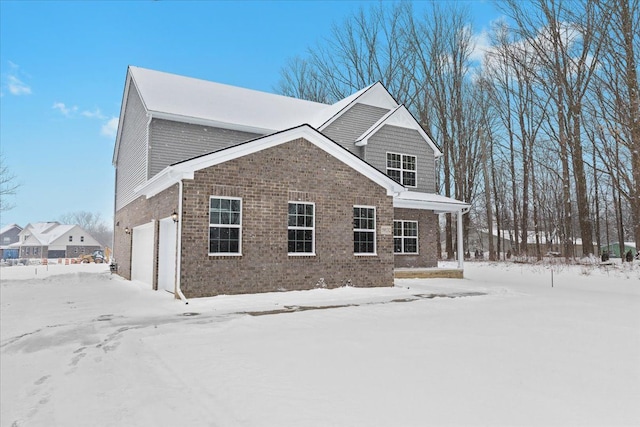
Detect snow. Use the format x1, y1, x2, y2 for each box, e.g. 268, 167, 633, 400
1, 261, 639, 426
129, 66, 328, 133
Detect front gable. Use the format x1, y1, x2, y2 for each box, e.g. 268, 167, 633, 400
179, 135, 398, 296
137, 125, 405, 199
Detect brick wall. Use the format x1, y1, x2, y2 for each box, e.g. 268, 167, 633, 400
180, 137, 395, 297
393, 207, 438, 268
113, 183, 179, 283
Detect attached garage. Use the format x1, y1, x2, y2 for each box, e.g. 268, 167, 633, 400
131, 221, 155, 287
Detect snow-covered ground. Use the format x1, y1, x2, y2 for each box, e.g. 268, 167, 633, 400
1, 261, 639, 426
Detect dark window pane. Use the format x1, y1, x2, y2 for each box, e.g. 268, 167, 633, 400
405, 238, 417, 253
210, 198, 220, 209
231, 199, 241, 212
394, 238, 402, 252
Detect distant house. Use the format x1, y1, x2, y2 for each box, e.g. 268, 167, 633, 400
471, 228, 598, 258
0, 224, 22, 259
602, 242, 636, 258
113, 66, 469, 298
18, 222, 102, 259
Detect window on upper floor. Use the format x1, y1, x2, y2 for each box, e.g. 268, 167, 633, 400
387, 152, 416, 187
81, 236, 84, 242
354, 206, 376, 255
69, 235, 73, 242
394, 220, 418, 254
209, 196, 242, 255
288, 202, 315, 255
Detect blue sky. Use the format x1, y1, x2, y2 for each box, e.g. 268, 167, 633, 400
0, 0, 498, 229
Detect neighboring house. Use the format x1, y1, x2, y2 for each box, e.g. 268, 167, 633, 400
113, 66, 469, 298
18, 222, 102, 259
0, 224, 22, 259
602, 242, 636, 258
471, 228, 602, 258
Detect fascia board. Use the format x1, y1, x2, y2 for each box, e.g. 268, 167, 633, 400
319, 82, 398, 131
139, 125, 405, 198
148, 110, 275, 135
113, 69, 135, 166
356, 105, 443, 158
393, 192, 470, 213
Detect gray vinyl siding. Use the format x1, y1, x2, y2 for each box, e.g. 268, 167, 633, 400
322, 103, 390, 155
115, 84, 149, 211
364, 125, 436, 193
148, 119, 262, 177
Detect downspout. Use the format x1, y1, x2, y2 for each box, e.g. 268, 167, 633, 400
175, 180, 188, 304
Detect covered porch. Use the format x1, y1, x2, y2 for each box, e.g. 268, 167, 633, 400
393, 191, 470, 278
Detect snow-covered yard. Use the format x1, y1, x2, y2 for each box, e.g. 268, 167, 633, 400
1, 261, 639, 426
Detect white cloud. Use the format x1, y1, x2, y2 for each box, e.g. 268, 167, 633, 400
101, 117, 119, 138
470, 30, 492, 63
52, 102, 77, 117
3, 62, 32, 96
81, 108, 107, 120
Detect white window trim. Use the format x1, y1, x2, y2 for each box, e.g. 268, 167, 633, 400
288, 201, 316, 256
354, 205, 377, 256
386, 151, 417, 188
394, 220, 419, 255
208, 196, 243, 256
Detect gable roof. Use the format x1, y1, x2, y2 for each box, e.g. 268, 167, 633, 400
354, 105, 443, 158
136, 124, 406, 198
130, 66, 328, 133
0, 224, 22, 235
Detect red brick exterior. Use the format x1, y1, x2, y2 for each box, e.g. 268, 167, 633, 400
393, 207, 439, 268
113, 183, 179, 285
179, 138, 395, 297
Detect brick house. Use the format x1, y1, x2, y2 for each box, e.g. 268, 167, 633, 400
113, 66, 469, 299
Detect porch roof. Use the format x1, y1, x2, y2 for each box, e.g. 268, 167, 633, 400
393, 191, 470, 214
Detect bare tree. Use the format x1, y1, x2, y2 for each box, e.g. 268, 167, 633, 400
499, 0, 613, 257
58, 211, 113, 248
0, 153, 20, 212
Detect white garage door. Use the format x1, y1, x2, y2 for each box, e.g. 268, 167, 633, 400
158, 217, 177, 293
131, 221, 155, 287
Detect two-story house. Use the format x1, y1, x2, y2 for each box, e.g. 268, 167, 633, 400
113, 66, 469, 299
18, 222, 102, 259
0, 224, 22, 259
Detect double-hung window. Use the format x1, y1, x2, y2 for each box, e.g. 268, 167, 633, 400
394, 220, 418, 254
209, 197, 242, 255
387, 153, 417, 187
354, 206, 376, 255
288, 202, 315, 255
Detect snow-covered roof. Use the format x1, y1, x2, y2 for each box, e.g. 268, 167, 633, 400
0, 224, 21, 235
136, 125, 405, 198
128, 66, 329, 134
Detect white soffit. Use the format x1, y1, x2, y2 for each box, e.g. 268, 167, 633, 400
394, 191, 470, 213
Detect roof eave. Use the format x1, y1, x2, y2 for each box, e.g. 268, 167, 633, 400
148, 110, 275, 135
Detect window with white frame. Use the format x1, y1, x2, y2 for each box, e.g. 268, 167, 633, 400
288, 202, 315, 254
354, 206, 376, 254
209, 197, 242, 255
81, 236, 84, 242
69, 235, 73, 242
394, 220, 418, 254
387, 153, 416, 187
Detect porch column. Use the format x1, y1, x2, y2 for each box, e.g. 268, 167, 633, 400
457, 209, 464, 270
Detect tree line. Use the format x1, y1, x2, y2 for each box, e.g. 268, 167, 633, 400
276, 0, 639, 260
